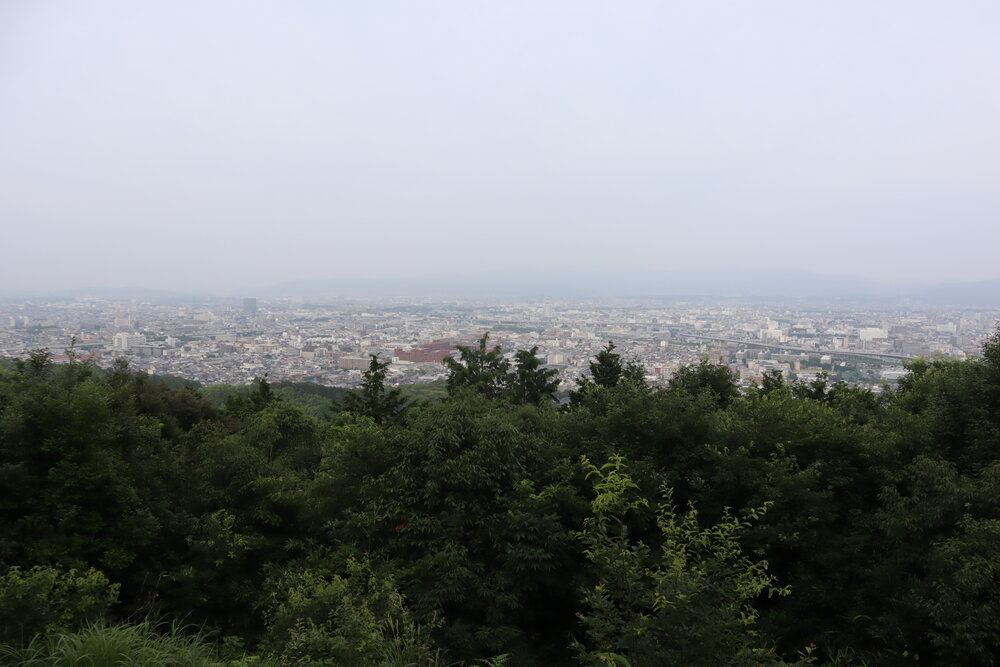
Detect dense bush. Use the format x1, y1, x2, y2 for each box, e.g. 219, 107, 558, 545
0, 565, 118, 645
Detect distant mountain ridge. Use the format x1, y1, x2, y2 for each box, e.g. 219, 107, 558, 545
247, 269, 1000, 306
3, 269, 999, 306
0, 286, 215, 302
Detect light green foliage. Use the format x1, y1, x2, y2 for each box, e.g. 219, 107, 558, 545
0, 565, 118, 645
574, 455, 788, 666
399, 379, 449, 403
260, 558, 440, 666
0, 619, 220, 666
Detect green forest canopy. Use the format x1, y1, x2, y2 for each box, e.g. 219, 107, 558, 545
1, 327, 1000, 665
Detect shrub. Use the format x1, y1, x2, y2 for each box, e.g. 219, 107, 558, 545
0, 565, 118, 645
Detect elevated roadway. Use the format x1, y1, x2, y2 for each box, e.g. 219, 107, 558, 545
677, 331, 913, 364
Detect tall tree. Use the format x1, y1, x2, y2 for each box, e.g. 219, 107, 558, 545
667, 356, 740, 408
589, 341, 624, 389
342, 354, 406, 424
223, 374, 276, 417
444, 333, 511, 400
571, 341, 647, 406
509, 346, 560, 405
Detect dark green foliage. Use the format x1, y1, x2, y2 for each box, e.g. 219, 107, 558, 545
588, 341, 625, 389
510, 346, 560, 405
0, 355, 160, 575
223, 375, 277, 417
667, 356, 740, 408
445, 333, 512, 400
322, 394, 584, 663
446, 334, 562, 407
147, 373, 203, 390
342, 354, 407, 424
203, 379, 349, 422
272, 381, 352, 404
570, 341, 649, 408
790, 371, 838, 402
0, 565, 118, 645
755, 367, 787, 396
2, 326, 1000, 664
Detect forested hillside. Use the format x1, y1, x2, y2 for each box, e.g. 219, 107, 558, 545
2, 329, 1000, 666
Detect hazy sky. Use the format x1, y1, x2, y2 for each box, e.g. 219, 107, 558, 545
2, 1, 999, 292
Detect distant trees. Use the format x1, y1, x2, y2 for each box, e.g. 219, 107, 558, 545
223, 374, 277, 417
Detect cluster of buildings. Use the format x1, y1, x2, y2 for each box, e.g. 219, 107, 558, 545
1, 296, 996, 392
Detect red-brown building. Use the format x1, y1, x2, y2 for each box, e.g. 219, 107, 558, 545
394, 340, 459, 363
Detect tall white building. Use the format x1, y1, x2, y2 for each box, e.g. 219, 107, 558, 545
112, 332, 146, 351
858, 327, 888, 342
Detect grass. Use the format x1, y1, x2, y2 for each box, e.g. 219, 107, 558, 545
0, 619, 258, 666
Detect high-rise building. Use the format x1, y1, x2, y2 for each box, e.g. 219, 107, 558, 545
243, 297, 258, 318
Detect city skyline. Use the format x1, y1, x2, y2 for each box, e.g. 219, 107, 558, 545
2, 293, 993, 393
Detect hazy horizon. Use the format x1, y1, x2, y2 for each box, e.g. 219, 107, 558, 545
3, 2, 1000, 292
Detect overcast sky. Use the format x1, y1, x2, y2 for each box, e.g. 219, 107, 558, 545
2, 1, 999, 292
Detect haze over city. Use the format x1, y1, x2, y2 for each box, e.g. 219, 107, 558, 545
3, 1, 1000, 294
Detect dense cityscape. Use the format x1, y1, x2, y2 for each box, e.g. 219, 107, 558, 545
2, 295, 995, 392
